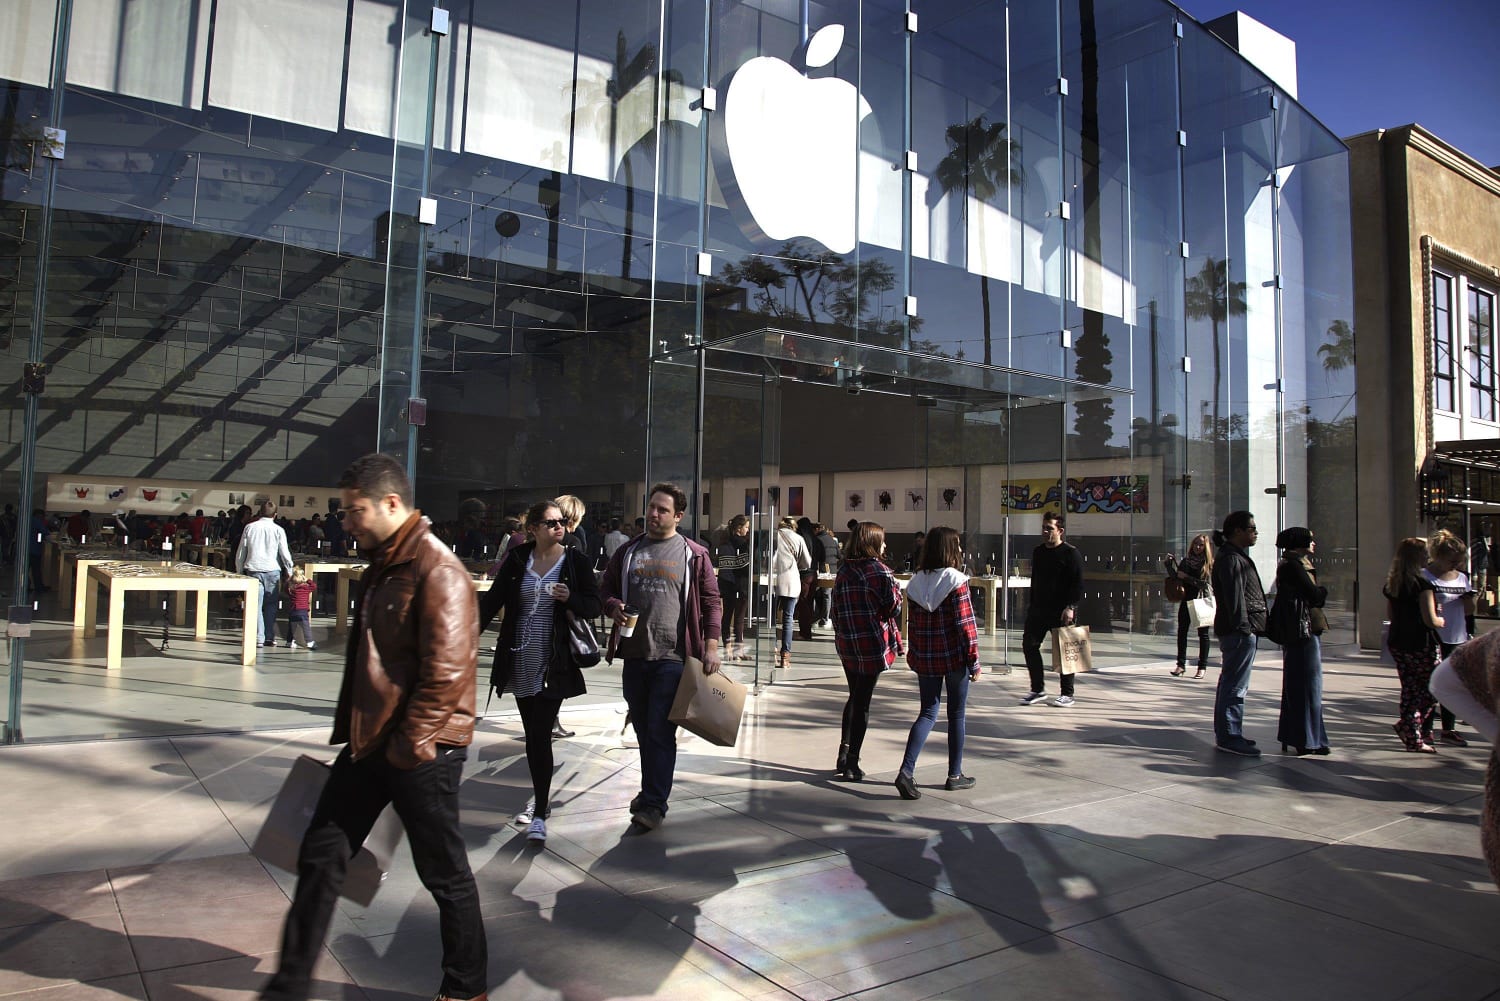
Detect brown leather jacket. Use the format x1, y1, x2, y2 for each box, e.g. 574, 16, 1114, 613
331, 511, 478, 767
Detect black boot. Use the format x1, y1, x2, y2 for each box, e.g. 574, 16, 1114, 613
835, 741, 850, 775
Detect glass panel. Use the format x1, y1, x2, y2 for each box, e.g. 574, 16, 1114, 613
1433, 273, 1454, 412
1470, 287, 1495, 421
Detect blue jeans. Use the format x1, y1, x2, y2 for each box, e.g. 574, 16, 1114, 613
251, 570, 281, 644
623, 658, 685, 813
899, 670, 971, 779
774, 595, 797, 652
264, 744, 487, 1001
1215, 631, 1258, 742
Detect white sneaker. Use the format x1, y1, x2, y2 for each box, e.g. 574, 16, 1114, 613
305, 641, 316, 650
514, 800, 535, 825
1053, 695, 1076, 707
526, 817, 547, 843
288, 640, 299, 649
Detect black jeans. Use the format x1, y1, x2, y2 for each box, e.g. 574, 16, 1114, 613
264, 744, 487, 1001
1023, 618, 1074, 697
517, 693, 562, 815
840, 669, 880, 766
1176, 602, 1211, 668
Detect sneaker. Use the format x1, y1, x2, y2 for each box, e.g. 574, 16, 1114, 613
894, 772, 921, 800
305, 641, 316, 651
628, 793, 644, 814
514, 800, 535, 826
1052, 695, 1075, 707
631, 805, 664, 831
1018, 691, 1049, 706
1215, 737, 1262, 757
944, 774, 976, 791
263, 640, 276, 648
287, 640, 299, 650
526, 817, 547, 843
1439, 730, 1470, 747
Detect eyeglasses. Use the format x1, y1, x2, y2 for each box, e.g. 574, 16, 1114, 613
536, 518, 566, 530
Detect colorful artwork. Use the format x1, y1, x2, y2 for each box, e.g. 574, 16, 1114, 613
140, 488, 158, 501
173, 490, 193, 503
787, 486, 804, 517
107, 487, 126, 501
1068, 475, 1148, 514
999, 481, 1063, 511
905, 489, 925, 511
846, 490, 864, 512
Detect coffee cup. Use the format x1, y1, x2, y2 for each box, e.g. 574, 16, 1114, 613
619, 604, 640, 637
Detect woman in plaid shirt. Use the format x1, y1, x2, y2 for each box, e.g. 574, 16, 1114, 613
832, 522, 904, 782
894, 527, 981, 800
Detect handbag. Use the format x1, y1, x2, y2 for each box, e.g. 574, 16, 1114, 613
564, 609, 601, 668
1051, 624, 1092, 674
1263, 591, 1306, 646
1187, 595, 1215, 631
1164, 575, 1187, 602
669, 656, 747, 746
251, 755, 402, 906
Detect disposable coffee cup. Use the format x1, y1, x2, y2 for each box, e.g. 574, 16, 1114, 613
619, 604, 640, 637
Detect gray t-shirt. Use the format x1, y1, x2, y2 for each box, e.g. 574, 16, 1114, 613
619, 535, 688, 662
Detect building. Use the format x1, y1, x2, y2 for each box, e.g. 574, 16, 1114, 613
1348, 123, 1500, 644
1, 0, 1355, 740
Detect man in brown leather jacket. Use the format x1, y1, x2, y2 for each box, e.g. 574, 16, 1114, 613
262, 453, 488, 1001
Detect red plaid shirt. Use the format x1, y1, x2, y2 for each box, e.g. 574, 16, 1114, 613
833, 558, 904, 674
906, 582, 978, 676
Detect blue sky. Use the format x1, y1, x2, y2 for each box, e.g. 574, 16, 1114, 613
1174, 0, 1500, 167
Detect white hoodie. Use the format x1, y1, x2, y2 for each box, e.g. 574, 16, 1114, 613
905, 567, 968, 612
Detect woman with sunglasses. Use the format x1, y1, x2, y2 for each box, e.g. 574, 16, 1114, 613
478, 500, 601, 843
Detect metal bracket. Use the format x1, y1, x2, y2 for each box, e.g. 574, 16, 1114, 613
22, 362, 46, 394
905, 11, 918, 32
430, 7, 450, 35
696, 252, 713, 277
418, 197, 437, 225
904, 295, 918, 317
41, 127, 66, 160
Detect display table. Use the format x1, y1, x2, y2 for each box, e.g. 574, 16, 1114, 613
59, 548, 126, 601
72, 554, 168, 634
891, 574, 1016, 636
80, 561, 260, 671
183, 542, 231, 569
334, 565, 494, 635
292, 555, 368, 619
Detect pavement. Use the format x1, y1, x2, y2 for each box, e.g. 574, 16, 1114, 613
1, 647, 1498, 1001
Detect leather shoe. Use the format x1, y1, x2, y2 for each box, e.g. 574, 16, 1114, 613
551, 721, 575, 739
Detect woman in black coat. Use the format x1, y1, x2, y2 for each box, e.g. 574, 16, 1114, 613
478, 500, 601, 842
1271, 526, 1329, 755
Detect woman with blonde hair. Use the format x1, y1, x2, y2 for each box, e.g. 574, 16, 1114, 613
1164, 533, 1214, 678
1423, 528, 1477, 746
553, 495, 587, 553
1384, 537, 1444, 752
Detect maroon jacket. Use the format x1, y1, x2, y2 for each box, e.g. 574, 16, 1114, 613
600, 531, 721, 662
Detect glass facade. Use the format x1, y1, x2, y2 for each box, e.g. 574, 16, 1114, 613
1, 0, 1355, 741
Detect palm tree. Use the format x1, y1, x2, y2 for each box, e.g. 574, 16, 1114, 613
1318, 319, 1355, 381
1183, 256, 1247, 437
933, 115, 1023, 366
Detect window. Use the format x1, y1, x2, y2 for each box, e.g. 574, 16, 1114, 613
1433, 273, 1454, 411
1472, 286, 1496, 421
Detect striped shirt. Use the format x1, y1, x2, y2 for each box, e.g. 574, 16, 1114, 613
510, 556, 563, 697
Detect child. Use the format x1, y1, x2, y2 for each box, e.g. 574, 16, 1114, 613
285, 568, 317, 650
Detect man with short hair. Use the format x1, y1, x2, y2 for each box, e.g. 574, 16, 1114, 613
261, 453, 488, 1001
601, 483, 722, 831
1018, 512, 1084, 707
603, 517, 629, 558
1210, 510, 1267, 756
236, 500, 294, 647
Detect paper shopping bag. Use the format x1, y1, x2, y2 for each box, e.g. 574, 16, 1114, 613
1186, 596, 1215, 631
669, 657, 747, 746
251, 755, 403, 906
1051, 624, 1093, 675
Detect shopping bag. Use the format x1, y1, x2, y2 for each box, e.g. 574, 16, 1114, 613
669, 657, 747, 746
1051, 624, 1093, 675
251, 755, 403, 906
1186, 596, 1215, 631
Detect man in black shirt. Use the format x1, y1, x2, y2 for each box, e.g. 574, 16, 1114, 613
1019, 512, 1085, 706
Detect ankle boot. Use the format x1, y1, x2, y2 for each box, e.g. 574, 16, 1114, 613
835, 741, 850, 774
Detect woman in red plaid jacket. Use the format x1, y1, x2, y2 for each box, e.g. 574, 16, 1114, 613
832, 522, 904, 782
893, 527, 981, 800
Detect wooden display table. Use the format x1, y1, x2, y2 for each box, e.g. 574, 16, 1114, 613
80, 561, 260, 671
891, 574, 1012, 636
182, 542, 231, 568
59, 548, 126, 601
333, 565, 495, 636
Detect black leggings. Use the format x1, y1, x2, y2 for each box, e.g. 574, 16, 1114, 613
1176, 602, 1211, 668
516, 694, 563, 816
840, 669, 880, 765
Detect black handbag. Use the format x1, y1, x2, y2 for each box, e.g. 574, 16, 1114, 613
561, 555, 600, 668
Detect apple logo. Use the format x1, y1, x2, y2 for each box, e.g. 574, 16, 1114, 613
720, 25, 872, 254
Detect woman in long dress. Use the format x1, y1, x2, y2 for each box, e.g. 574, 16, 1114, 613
1273, 526, 1329, 756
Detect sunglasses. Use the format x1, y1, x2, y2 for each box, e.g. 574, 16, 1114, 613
536, 518, 567, 529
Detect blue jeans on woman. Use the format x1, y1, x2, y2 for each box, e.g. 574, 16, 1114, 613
899, 669, 971, 780
774, 595, 797, 653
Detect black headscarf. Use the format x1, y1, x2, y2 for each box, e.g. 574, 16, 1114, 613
1275, 526, 1313, 551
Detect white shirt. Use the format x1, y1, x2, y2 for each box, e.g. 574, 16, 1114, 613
237, 518, 294, 574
